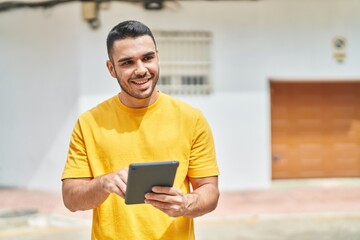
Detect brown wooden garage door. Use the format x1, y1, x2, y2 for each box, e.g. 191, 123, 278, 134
271, 81, 360, 179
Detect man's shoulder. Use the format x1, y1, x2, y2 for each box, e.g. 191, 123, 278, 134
79, 95, 118, 121
161, 93, 200, 114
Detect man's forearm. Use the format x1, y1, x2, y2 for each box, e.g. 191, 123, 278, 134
183, 182, 219, 218
62, 177, 110, 212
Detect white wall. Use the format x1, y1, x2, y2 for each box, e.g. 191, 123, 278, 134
0, 5, 81, 190
1, 0, 359, 191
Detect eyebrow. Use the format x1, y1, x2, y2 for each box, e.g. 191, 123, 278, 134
117, 51, 156, 63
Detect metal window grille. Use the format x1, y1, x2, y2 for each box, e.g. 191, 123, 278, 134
154, 31, 213, 95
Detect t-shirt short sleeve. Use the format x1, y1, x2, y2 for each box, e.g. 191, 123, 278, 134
62, 119, 93, 180
187, 110, 219, 178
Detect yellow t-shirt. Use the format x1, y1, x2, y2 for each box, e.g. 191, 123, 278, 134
62, 92, 219, 240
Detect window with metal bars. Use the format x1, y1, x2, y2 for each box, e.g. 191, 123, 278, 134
154, 30, 213, 95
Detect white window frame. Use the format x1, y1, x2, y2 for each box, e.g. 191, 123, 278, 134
154, 30, 213, 95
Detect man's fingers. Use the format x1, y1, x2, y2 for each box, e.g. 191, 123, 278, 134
99, 168, 129, 198
151, 186, 181, 195
119, 168, 129, 185
145, 187, 184, 204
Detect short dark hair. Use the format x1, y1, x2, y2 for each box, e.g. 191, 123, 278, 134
106, 20, 157, 58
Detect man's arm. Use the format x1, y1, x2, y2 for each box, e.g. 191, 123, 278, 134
62, 168, 128, 212
144, 176, 219, 218
183, 176, 219, 218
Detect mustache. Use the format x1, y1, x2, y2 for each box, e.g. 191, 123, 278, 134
130, 73, 152, 81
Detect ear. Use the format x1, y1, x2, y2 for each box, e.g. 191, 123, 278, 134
106, 60, 117, 78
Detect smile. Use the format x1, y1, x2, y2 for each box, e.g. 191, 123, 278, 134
131, 76, 152, 85
133, 79, 149, 85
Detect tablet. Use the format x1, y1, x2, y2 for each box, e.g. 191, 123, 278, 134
125, 160, 179, 205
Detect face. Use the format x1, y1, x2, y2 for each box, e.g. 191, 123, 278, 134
106, 35, 159, 108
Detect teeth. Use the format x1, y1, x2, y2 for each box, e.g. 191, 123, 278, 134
133, 78, 150, 85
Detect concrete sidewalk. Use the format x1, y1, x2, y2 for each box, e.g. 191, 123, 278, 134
196, 178, 360, 240
1, 178, 360, 239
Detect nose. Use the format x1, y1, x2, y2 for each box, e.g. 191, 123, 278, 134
134, 60, 147, 76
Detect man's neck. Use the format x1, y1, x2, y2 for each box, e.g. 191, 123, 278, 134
118, 90, 159, 109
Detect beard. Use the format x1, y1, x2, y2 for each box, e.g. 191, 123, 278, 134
116, 69, 159, 100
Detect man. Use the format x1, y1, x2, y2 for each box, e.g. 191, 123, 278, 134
62, 20, 220, 239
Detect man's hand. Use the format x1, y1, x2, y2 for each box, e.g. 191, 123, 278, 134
144, 176, 219, 218
99, 168, 129, 198
144, 186, 191, 217
62, 168, 129, 212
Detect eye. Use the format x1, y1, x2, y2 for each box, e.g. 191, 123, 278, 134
143, 55, 155, 62
121, 60, 133, 66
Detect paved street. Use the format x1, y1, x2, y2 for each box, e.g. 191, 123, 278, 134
1, 178, 360, 240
